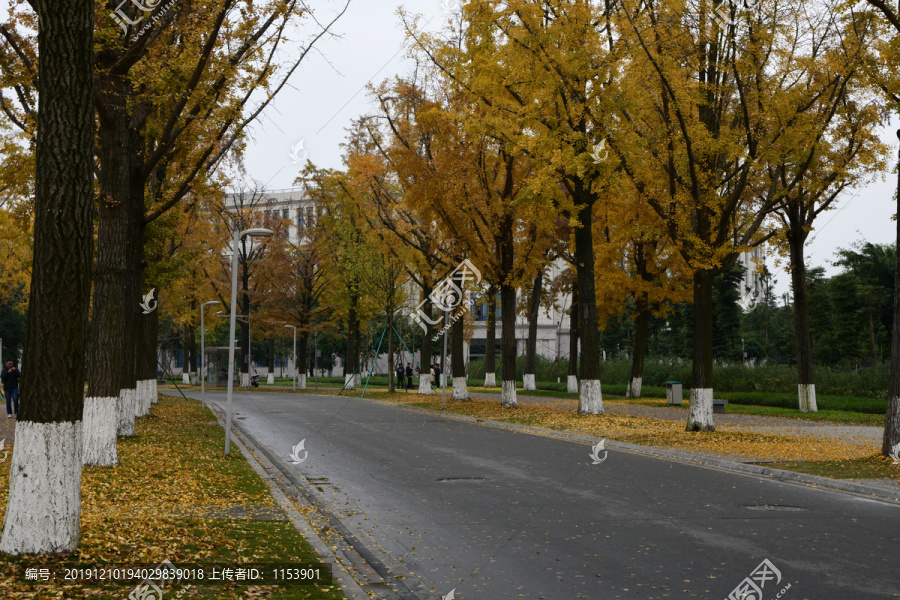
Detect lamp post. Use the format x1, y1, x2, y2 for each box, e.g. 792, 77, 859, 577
284, 325, 296, 391
200, 300, 220, 413
224, 227, 272, 456
314, 331, 318, 391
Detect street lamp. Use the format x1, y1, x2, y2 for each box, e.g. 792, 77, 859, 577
200, 300, 220, 413
225, 226, 273, 456
314, 331, 318, 391
284, 325, 296, 391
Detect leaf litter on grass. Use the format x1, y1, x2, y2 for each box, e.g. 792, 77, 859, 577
0, 396, 342, 600
375, 393, 877, 463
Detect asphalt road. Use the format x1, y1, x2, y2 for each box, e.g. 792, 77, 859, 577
185, 389, 900, 600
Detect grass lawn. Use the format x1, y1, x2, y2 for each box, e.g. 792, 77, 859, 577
0, 396, 344, 600
758, 455, 900, 480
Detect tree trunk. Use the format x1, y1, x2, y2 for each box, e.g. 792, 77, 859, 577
524, 269, 543, 391
387, 307, 395, 393
345, 297, 358, 390
298, 335, 309, 388
573, 201, 602, 413
498, 210, 518, 408
787, 218, 817, 411
884, 128, 900, 458
451, 310, 469, 400
484, 287, 497, 387
418, 282, 434, 393
870, 312, 879, 365
85, 81, 136, 458
687, 269, 716, 431
500, 281, 518, 408
144, 295, 159, 404
240, 268, 250, 386
0, 0, 93, 553
267, 337, 275, 384
627, 302, 650, 399
568, 283, 579, 394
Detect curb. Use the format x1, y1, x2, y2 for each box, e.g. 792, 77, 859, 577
354, 396, 900, 505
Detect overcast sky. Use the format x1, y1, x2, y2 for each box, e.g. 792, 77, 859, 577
237, 0, 898, 299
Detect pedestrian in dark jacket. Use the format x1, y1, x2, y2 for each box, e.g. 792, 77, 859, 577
396, 364, 406, 391
2, 359, 20, 417
405, 363, 413, 391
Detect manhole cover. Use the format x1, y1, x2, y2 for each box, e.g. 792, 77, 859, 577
436, 477, 486, 482
741, 504, 809, 512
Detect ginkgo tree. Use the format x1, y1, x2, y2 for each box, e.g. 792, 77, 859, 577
606, 0, 879, 429
864, 0, 900, 457
358, 76, 553, 407
407, 0, 622, 414
0, 0, 352, 470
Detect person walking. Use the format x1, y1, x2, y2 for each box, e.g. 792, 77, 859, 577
405, 363, 413, 391
433, 362, 442, 388
2, 359, 20, 418
396, 364, 406, 392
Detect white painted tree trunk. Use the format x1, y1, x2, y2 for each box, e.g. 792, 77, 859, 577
117, 388, 136, 437
687, 388, 715, 431
182, 372, 190, 384
140, 379, 154, 413
501, 380, 518, 408
267, 373, 275, 385
354, 373, 362, 386
298, 374, 307, 389
240, 373, 249, 387
452, 376, 469, 401
798, 384, 818, 413
0, 421, 82, 554
626, 377, 642, 399
440, 374, 447, 388
81, 397, 118, 466
189, 373, 199, 386
484, 372, 496, 387
149, 379, 158, 404
578, 379, 603, 414
567, 375, 578, 394
343, 373, 356, 390
133, 381, 148, 418
523, 374, 536, 391
418, 374, 433, 394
